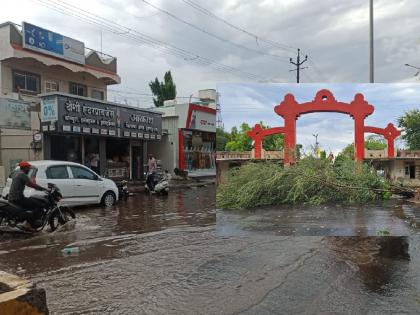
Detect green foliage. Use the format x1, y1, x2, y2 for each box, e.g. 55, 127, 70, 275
336, 136, 387, 161
217, 157, 387, 209
223, 122, 284, 152
365, 135, 387, 150
225, 123, 253, 151
296, 144, 303, 160
216, 127, 230, 151
149, 71, 177, 107
398, 109, 420, 150
376, 229, 390, 236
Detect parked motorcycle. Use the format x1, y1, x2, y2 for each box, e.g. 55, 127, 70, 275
0, 183, 75, 233
145, 171, 170, 195
116, 180, 130, 200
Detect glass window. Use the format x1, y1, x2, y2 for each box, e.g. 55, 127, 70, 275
92, 89, 104, 100
13, 70, 40, 93
69, 82, 87, 97
46, 166, 69, 179
70, 166, 96, 180
45, 80, 59, 93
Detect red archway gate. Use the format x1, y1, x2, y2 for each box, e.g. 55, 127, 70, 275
247, 89, 400, 164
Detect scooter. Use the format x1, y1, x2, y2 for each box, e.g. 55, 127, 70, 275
0, 183, 75, 233
116, 180, 130, 200
145, 171, 170, 195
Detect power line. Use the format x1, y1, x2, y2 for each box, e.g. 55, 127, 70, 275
307, 58, 328, 82
142, 0, 290, 63
181, 0, 298, 52
33, 0, 268, 81
179, 1, 330, 82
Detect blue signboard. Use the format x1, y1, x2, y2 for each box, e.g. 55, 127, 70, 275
22, 22, 85, 64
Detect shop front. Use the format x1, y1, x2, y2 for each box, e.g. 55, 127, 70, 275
40, 93, 162, 180
179, 104, 216, 174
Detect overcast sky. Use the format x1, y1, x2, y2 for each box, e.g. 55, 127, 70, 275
217, 83, 420, 154
1, 0, 420, 108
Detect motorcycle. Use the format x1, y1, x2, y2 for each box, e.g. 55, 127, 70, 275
116, 180, 130, 200
145, 171, 170, 195
0, 183, 76, 233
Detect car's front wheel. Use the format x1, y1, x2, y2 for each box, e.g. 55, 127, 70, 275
101, 191, 116, 207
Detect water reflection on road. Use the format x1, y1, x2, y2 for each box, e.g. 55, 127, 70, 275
217, 200, 420, 237
0, 186, 215, 276
2, 192, 420, 314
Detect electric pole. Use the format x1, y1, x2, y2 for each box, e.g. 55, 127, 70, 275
216, 92, 223, 129
290, 48, 308, 83
369, 0, 374, 83
313, 133, 319, 157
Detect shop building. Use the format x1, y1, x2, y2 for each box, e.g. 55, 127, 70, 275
369, 150, 420, 187
149, 89, 216, 176
40, 93, 162, 180
0, 21, 120, 186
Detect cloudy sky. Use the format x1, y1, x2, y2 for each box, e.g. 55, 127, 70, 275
217, 83, 420, 154
1, 0, 420, 108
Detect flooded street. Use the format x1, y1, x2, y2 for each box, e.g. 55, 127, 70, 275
217, 200, 420, 237
2, 193, 420, 314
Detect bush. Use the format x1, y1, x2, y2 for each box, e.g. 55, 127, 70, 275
216, 157, 387, 209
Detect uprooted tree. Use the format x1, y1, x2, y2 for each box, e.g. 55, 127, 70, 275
216, 157, 389, 209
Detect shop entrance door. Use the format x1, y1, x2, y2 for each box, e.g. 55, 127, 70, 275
132, 146, 143, 180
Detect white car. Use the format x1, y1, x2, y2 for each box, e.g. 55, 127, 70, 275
1, 160, 119, 207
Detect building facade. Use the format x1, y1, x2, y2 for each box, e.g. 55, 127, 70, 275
148, 89, 217, 176
369, 150, 420, 187
0, 21, 161, 185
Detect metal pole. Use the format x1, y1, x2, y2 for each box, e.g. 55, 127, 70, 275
369, 0, 374, 83
297, 49, 301, 83
290, 48, 308, 83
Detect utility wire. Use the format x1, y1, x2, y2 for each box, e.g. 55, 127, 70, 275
181, 0, 297, 52
307, 58, 328, 82
142, 0, 290, 63
33, 0, 268, 81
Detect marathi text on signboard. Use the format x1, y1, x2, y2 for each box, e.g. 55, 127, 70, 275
0, 98, 31, 130
40, 95, 162, 140
22, 22, 85, 65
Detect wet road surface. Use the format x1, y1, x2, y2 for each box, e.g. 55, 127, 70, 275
217, 200, 420, 236
2, 191, 420, 314
5, 232, 420, 314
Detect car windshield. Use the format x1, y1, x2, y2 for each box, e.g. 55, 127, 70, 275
8, 167, 37, 179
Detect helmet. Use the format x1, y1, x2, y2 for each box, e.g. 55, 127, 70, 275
18, 161, 31, 169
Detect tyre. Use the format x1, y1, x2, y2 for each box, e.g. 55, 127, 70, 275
101, 191, 116, 207
49, 207, 76, 232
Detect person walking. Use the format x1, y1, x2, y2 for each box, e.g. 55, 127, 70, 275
148, 154, 157, 172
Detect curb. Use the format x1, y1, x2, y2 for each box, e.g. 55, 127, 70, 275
0, 271, 48, 315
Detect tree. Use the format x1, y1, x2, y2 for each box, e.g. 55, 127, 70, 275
260, 122, 284, 151
216, 127, 230, 151
364, 135, 387, 150
224, 122, 285, 152
398, 109, 420, 150
149, 71, 177, 107
225, 123, 253, 151
336, 136, 387, 162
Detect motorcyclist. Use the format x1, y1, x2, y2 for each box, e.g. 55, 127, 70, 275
8, 161, 50, 228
